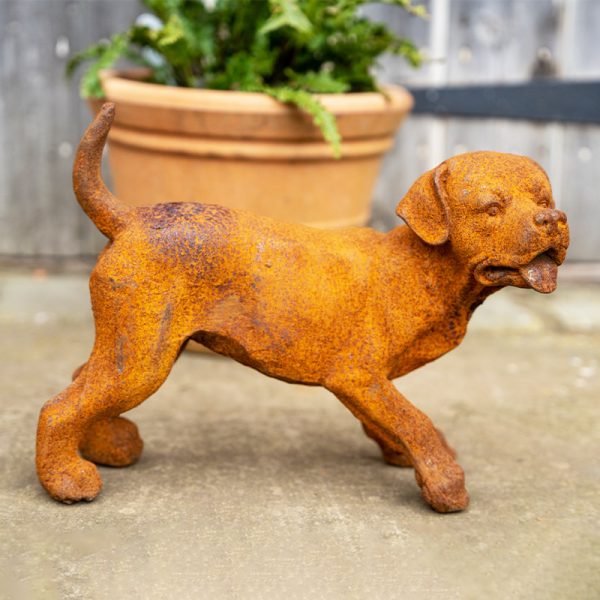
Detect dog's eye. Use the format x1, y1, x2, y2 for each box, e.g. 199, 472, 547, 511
486, 204, 501, 216
538, 199, 550, 208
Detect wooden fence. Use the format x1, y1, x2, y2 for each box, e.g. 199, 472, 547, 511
1, 0, 599, 260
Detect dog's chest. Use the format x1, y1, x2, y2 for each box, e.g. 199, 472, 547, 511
388, 312, 468, 378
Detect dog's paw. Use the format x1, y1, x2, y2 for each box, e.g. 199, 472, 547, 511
40, 458, 103, 504
80, 416, 143, 467
416, 463, 469, 513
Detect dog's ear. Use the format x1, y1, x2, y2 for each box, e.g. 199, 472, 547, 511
396, 163, 450, 245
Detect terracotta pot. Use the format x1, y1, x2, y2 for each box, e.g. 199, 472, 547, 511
91, 69, 413, 229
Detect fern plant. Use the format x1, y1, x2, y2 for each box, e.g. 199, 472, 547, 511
68, 0, 425, 157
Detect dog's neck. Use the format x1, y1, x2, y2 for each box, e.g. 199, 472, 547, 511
383, 225, 500, 319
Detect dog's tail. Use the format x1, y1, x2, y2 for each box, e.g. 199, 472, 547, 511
73, 102, 132, 240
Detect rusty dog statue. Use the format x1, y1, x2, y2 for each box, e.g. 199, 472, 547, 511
36, 104, 569, 512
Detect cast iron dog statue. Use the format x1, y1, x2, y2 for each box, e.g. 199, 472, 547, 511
36, 103, 569, 512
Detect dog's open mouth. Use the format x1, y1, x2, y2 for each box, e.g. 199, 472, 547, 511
476, 248, 562, 293
516, 250, 560, 293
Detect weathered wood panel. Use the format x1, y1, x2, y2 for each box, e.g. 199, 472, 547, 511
446, 0, 562, 83
365, 0, 434, 86
0, 0, 599, 260
0, 0, 141, 256
371, 115, 439, 231
559, 124, 600, 261
556, 0, 600, 260
369, 0, 600, 261
561, 0, 600, 78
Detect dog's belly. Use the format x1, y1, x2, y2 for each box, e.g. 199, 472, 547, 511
191, 291, 366, 385
192, 324, 340, 385
192, 329, 322, 385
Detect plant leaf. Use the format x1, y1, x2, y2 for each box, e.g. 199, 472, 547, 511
66, 42, 108, 80
142, 0, 184, 22
260, 86, 342, 158
260, 0, 313, 35
390, 37, 423, 67
284, 68, 350, 93
78, 34, 130, 98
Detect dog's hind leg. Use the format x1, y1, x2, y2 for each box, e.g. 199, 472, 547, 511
36, 301, 187, 503
68, 362, 143, 467
362, 423, 413, 467
362, 423, 456, 467
80, 416, 144, 468
72, 339, 189, 468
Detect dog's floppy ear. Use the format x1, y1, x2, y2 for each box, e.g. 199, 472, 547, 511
396, 163, 450, 245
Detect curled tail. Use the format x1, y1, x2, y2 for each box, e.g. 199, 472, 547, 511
73, 102, 132, 239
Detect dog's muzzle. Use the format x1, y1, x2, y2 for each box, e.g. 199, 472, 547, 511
520, 209, 569, 292
475, 244, 567, 294
475, 207, 569, 294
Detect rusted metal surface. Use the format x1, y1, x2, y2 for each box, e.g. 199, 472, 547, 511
36, 103, 569, 512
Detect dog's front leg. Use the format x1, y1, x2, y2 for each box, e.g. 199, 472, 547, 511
362, 422, 457, 467
326, 374, 468, 513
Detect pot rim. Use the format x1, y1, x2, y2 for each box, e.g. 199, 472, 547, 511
99, 68, 414, 115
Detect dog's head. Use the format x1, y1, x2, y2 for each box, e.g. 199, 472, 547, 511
396, 151, 569, 293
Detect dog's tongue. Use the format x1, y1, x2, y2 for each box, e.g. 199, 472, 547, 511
519, 253, 558, 293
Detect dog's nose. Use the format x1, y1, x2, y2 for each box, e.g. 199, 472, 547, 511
534, 209, 567, 228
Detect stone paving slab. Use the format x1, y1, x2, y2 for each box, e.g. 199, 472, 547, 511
0, 275, 598, 599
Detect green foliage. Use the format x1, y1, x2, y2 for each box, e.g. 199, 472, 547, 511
68, 0, 424, 156
260, 0, 313, 35
261, 85, 342, 157
68, 34, 132, 98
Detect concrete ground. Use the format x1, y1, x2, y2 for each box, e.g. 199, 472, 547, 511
0, 271, 598, 599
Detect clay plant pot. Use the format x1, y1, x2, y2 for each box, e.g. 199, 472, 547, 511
90, 69, 413, 229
